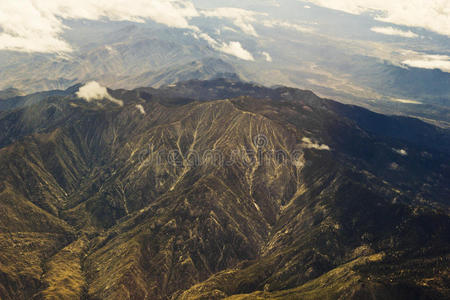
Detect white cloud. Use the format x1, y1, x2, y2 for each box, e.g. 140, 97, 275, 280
0, 0, 261, 63
0, 1, 71, 53
262, 20, 314, 33
191, 32, 254, 61
219, 41, 255, 61
304, 5, 311, 9
262, 51, 273, 62
40, 0, 199, 27
76, 81, 123, 106
222, 26, 238, 33
202, 7, 264, 36
136, 104, 146, 115
0, 0, 199, 53
305, 0, 450, 37
390, 98, 423, 104
400, 53, 450, 72
194, 32, 218, 46
301, 137, 330, 151
393, 148, 408, 156
403, 56, 450, 72
200, 5, 315, 39
0, 0, 257, 61
371, 26, 418, 38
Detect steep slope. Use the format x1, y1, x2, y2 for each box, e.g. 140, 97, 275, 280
0, 80, 448, 299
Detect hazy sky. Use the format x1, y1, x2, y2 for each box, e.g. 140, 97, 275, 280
0, 0, 449, 71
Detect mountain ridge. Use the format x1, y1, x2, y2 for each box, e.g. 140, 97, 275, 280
0, 79, 448, 299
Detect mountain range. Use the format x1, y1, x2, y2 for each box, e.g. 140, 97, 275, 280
0, 79, 448, 299
0, 18, 449, 127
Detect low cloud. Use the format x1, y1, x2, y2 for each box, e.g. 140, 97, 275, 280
136, 104, 146, 115
202, 7, 263, 37
398, 50, 450, 73
0, 0, 259, 62
222, 26, 238, 33
371, 26, 418, 38
262, 51, 273, 62
261, 20, 314, 33
305, 0, 450, 37
390, 98, 422, 105
76, 81, 123, 106
402, 54, 450, 73
0, 1, 71, 53
219, 41, 254, 61
301, 137, 330, 151
0, 0, 199, 53
193, 32, 254, 61
393, 148, 408, 156
202, 6, 314, 38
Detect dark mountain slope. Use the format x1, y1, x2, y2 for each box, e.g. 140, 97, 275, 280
0, 88, 23, 100
0, 85, 80, 112
0, 80, 448, 299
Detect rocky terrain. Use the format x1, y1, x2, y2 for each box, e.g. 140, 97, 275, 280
0, 79, 448, 299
